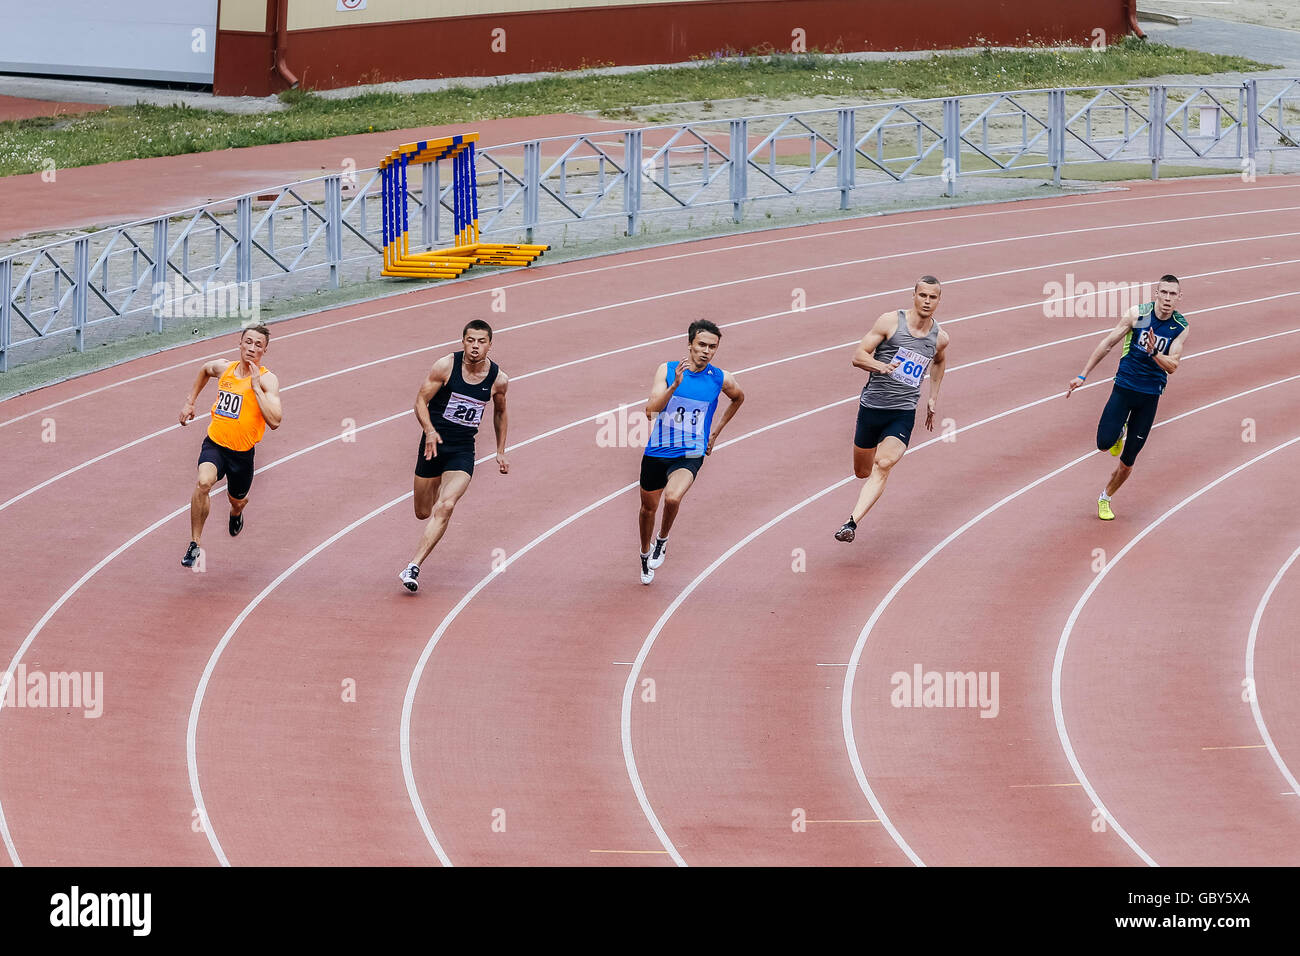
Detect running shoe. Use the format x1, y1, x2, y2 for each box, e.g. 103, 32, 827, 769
1109, 426, 1126, 457
181, 541, 201, 567
648, 537, 669, 570
229, 512, 244, 537
834, 521, 856, 543
1098, 498, 1115, 521
640, 554, 654, 585
399, 564, 420, 592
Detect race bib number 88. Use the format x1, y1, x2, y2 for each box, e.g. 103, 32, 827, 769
889, 347, 931, 388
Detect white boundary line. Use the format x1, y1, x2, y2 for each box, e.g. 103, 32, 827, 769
1053, 434, 1300, 867
1246, 545, 1300, 799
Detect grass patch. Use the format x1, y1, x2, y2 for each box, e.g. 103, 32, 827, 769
0, 38, 1271, 177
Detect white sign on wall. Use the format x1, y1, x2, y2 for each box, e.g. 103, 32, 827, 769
337, 0, 368, 10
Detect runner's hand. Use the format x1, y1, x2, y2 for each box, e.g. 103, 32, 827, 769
1065, 376, 1085, 398
673, 356, 690, 386
423, 428, 442, 459
497, 452, 509, 474
925, 400, 936, 432
705, 433, 716, 456
1142, 330, 1157, 354
882, 359, 901, 375
179, 401, 195, 426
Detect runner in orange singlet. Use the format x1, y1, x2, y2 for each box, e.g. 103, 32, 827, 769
178, 325, 283, 567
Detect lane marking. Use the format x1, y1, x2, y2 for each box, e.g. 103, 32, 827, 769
1054, 434, 1300, 867
1245, 544, 1300, 800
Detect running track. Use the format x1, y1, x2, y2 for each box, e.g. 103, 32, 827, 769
1, 177, 1298, 867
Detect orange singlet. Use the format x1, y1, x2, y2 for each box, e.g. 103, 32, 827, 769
207, 362, 268, 452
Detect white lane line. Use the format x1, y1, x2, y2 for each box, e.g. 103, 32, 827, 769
1054, 434, 1300, 867
1246, 545, 1300, 799
6, 179, 1293, 427
7, 229, 1300, 516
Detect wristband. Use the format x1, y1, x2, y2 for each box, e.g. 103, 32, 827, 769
1076, 374, 1086, 381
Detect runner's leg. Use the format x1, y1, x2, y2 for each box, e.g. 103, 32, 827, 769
191, 463, 218, 545
657, 467, 697, 539
849, 436, 907, 523
410, 470, 472, 566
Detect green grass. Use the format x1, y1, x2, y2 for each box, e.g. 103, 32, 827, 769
0, 38, 1271, 177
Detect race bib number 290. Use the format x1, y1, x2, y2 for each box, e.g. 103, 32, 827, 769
213, 389, 243, 419
889, 347, 931, 388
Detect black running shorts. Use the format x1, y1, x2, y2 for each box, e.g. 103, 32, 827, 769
639, 453, 704, 492
854, 404, 917, 449
414, 435, 476, 478
198, 436, 256, 501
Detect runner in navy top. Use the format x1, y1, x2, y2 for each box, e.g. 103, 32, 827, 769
399, 320, 510, 591
1066, 274, 1189, 520
835, 276, 951, 543
637, 319, 745, 584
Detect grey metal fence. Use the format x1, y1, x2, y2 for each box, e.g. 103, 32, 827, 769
3, 79, 1298, 371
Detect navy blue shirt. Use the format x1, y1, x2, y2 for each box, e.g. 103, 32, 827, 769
1114, 303, 1187, 395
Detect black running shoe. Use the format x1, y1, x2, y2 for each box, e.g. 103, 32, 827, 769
834, 521, 856, 543
229, 513, 244, 537
181, 541, 201, 567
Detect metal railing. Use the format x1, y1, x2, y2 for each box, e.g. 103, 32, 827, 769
3, 79, 1297, 371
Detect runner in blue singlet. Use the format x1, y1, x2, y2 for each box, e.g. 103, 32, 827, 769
1066, 275, 1190, 520
637, 319, 745, 584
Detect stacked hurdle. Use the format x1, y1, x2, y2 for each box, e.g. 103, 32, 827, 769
381, 132, 549, 279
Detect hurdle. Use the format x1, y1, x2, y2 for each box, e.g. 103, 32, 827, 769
381, 132, 549, 279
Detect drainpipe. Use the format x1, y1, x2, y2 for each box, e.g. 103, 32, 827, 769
1127, 0, 1147, 40
272, 0, 299, 88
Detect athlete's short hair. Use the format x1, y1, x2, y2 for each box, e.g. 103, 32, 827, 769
462, 319, 493, 340
915, 275, 941, 291
1157, 274, 1180, 287
241, 324, 271, 344
688, 319, 722, 343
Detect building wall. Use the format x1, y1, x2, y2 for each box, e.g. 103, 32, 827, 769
214, 0, 1136, 96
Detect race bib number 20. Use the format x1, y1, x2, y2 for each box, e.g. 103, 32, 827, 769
889, 347, 931, 388
443, 391, 487, 427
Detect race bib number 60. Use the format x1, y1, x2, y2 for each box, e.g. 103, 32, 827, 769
889, 347, 931, 388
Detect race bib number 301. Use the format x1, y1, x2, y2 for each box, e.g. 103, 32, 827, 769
213, 389, 243, 420
442, 391, 487, 428
889, 347, 931, 388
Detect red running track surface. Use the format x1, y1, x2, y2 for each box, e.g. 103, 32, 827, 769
1, 177, 1299, 867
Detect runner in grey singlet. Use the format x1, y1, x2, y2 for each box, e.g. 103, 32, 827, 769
860, 310, 941, 411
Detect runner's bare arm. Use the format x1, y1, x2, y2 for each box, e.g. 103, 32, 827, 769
1151, 326, 1188, 374
491, 371, 509, 474
1066, 308, 1139, 397
705, 372, 745, 455
179, 360, 228, 425
851, 312, 903, 375
645, 360, 686, 420
249, 368, 283, 429
925, 330, 950, 431
414, 355, 455, 453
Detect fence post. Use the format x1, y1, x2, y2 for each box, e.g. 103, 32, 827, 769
0, 257, 11, 372
325, 175, 343, 290
837, 108, 856, 210
522, 141, 540, 245
152, 217, 168, 333
1245, 78, 1259, 175
1149, 86, 1166, 180
730, 119, 748, 222
624, 130, 643, 236
235, 195, 252, 292
1049, 89, 1066, 186
71, 237, 90, 353
942, 98, 961, 197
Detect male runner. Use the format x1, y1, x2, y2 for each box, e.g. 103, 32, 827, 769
1066, 274, 1188, 520
179, 324, 283, 567
834, 276, 949, 542
399, 319, 508, 592
638, 319, 744, 584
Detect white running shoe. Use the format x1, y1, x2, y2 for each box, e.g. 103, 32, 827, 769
648, 536, 669, 570
399, 564, 420, 592
640, 554, 654, 585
